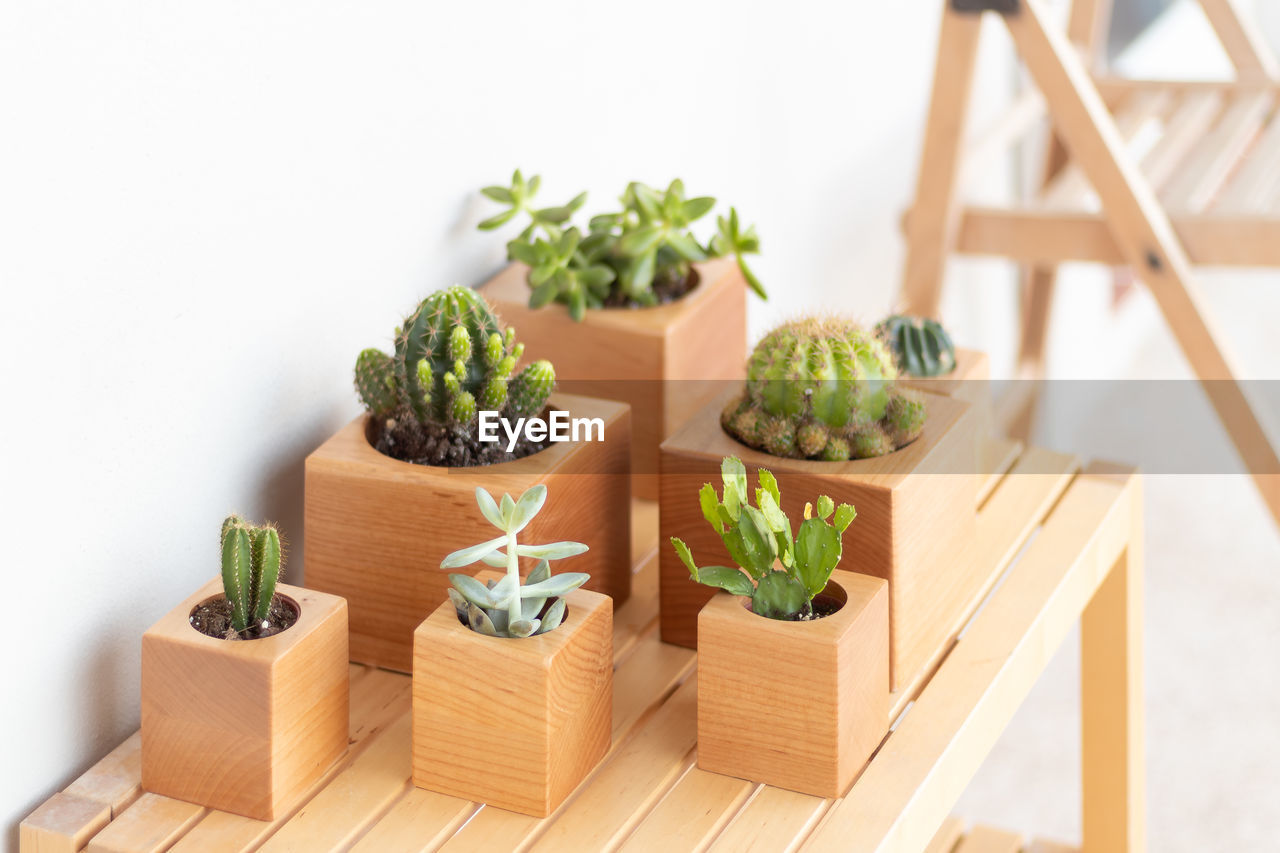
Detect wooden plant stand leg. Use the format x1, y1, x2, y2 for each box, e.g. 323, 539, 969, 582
901, 3, 984, 318
1081, 470, 1145, 852
1005, 0, 1280, 529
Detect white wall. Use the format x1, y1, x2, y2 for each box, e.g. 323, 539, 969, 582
0, 1, 1018, 843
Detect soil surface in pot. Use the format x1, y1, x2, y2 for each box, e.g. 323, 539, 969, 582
748, 591, 845, 622
190, 595, 299, 640
369, 412, 549, 467
601, 265, 699, 309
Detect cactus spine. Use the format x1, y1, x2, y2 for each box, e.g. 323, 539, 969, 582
355, 285, 555, 432
876, 314, 956, 377
722, 317, 927, 461
220, 515, 282, 634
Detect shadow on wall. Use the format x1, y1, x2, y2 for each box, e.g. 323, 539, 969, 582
255, 401, 356, 586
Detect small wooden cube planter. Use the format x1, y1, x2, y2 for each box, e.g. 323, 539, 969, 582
698, 570, 889, 798
141, 580, 349, 821
412, 572, 612, 817
305, 392, 630, 673
480, 258, 748, 499
660, 387, 978, 690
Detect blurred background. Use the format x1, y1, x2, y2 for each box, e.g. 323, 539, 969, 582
2, 1, 1277, 850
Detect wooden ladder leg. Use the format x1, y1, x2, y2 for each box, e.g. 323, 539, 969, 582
1199, 0, 1280, 80
1081, 474, 1145, 853
1004, 0, 1280, 530
1008, 0, 1112, 442
900, 2, 984, 318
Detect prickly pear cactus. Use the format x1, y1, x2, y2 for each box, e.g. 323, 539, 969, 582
220, 515, 283, 634
355, 285, 556, 463
876, 314, 956, 377
721, 317, 927, 461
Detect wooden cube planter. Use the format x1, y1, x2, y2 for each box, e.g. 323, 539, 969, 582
141, 580, 349, 821
305, 392, 630, 673
480, 258, 748, 500
697, 570, 889, 798
412, 572, 612, 817
660, 388, 978, 690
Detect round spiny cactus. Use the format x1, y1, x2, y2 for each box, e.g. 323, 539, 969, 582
876, 314, 956, 377
722, 316, 926, 461
355, 285, 555, 436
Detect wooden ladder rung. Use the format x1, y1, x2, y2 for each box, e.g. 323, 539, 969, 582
1139, 90, 1226, 191
1215, 108, 1280, 213
1161, 92, 1273, 213
1039, 88, 1173, 210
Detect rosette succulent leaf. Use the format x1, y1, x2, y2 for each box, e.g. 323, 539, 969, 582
478, 170, 766, 319
440, 485, 589, 638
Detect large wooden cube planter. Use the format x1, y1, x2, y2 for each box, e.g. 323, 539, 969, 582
412, 576, 612, 817
141, 580, 349, 821
480, 258, 747, 499
305, 392, 630, 673
660, 388, 978, 689
698, 570, 889, 798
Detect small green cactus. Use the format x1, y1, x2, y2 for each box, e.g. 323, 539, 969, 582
440, 485, 589, 638
478, 170, 766, 320
670, 457, 856, 621
722, 316, 927, 461
220, 515, 283, 634
876, 314, 956, 377
355, 285, 555, 437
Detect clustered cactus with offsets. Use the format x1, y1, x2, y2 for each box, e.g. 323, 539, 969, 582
722, 316, 927, 461
217, 514, 286, 637
876, 314, 956, 378
439, 485, 589, 638
477, 170, 766, 320
671, 457, 856, 621
355, 285, 555, 466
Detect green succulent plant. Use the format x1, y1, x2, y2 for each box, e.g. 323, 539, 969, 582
876, 314, 956, 377
355, 285, 555, 433
220, 515, 282, 634
478, 170, 766, 320
440, 485, 589, 638
670, 457, 856, 621
721, 316, 927, 461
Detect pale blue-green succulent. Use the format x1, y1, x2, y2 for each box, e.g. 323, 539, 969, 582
670, 457, 856, 621
440, 484, 589, 638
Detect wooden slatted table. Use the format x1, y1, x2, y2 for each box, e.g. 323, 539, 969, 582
21, 439, 1144, 853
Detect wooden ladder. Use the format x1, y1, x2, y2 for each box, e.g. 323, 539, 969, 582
902, 0, 1280, 527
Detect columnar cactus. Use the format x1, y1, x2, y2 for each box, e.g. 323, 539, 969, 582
355, 285, 555, 432
721, 317, 927, 461
220, 515, 283, 634
671, 457, 856, 620
439, 485, 589, 638
876, 314, 956, 377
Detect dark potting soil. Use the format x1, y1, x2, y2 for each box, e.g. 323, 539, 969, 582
790, 594, 844, 621
190, 595, 299, 640
750, 591, 845, 622
370, 415, 550, 467
601, 265, 699, 309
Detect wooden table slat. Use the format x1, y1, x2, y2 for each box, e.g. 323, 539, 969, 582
20, 450, 1138, 853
